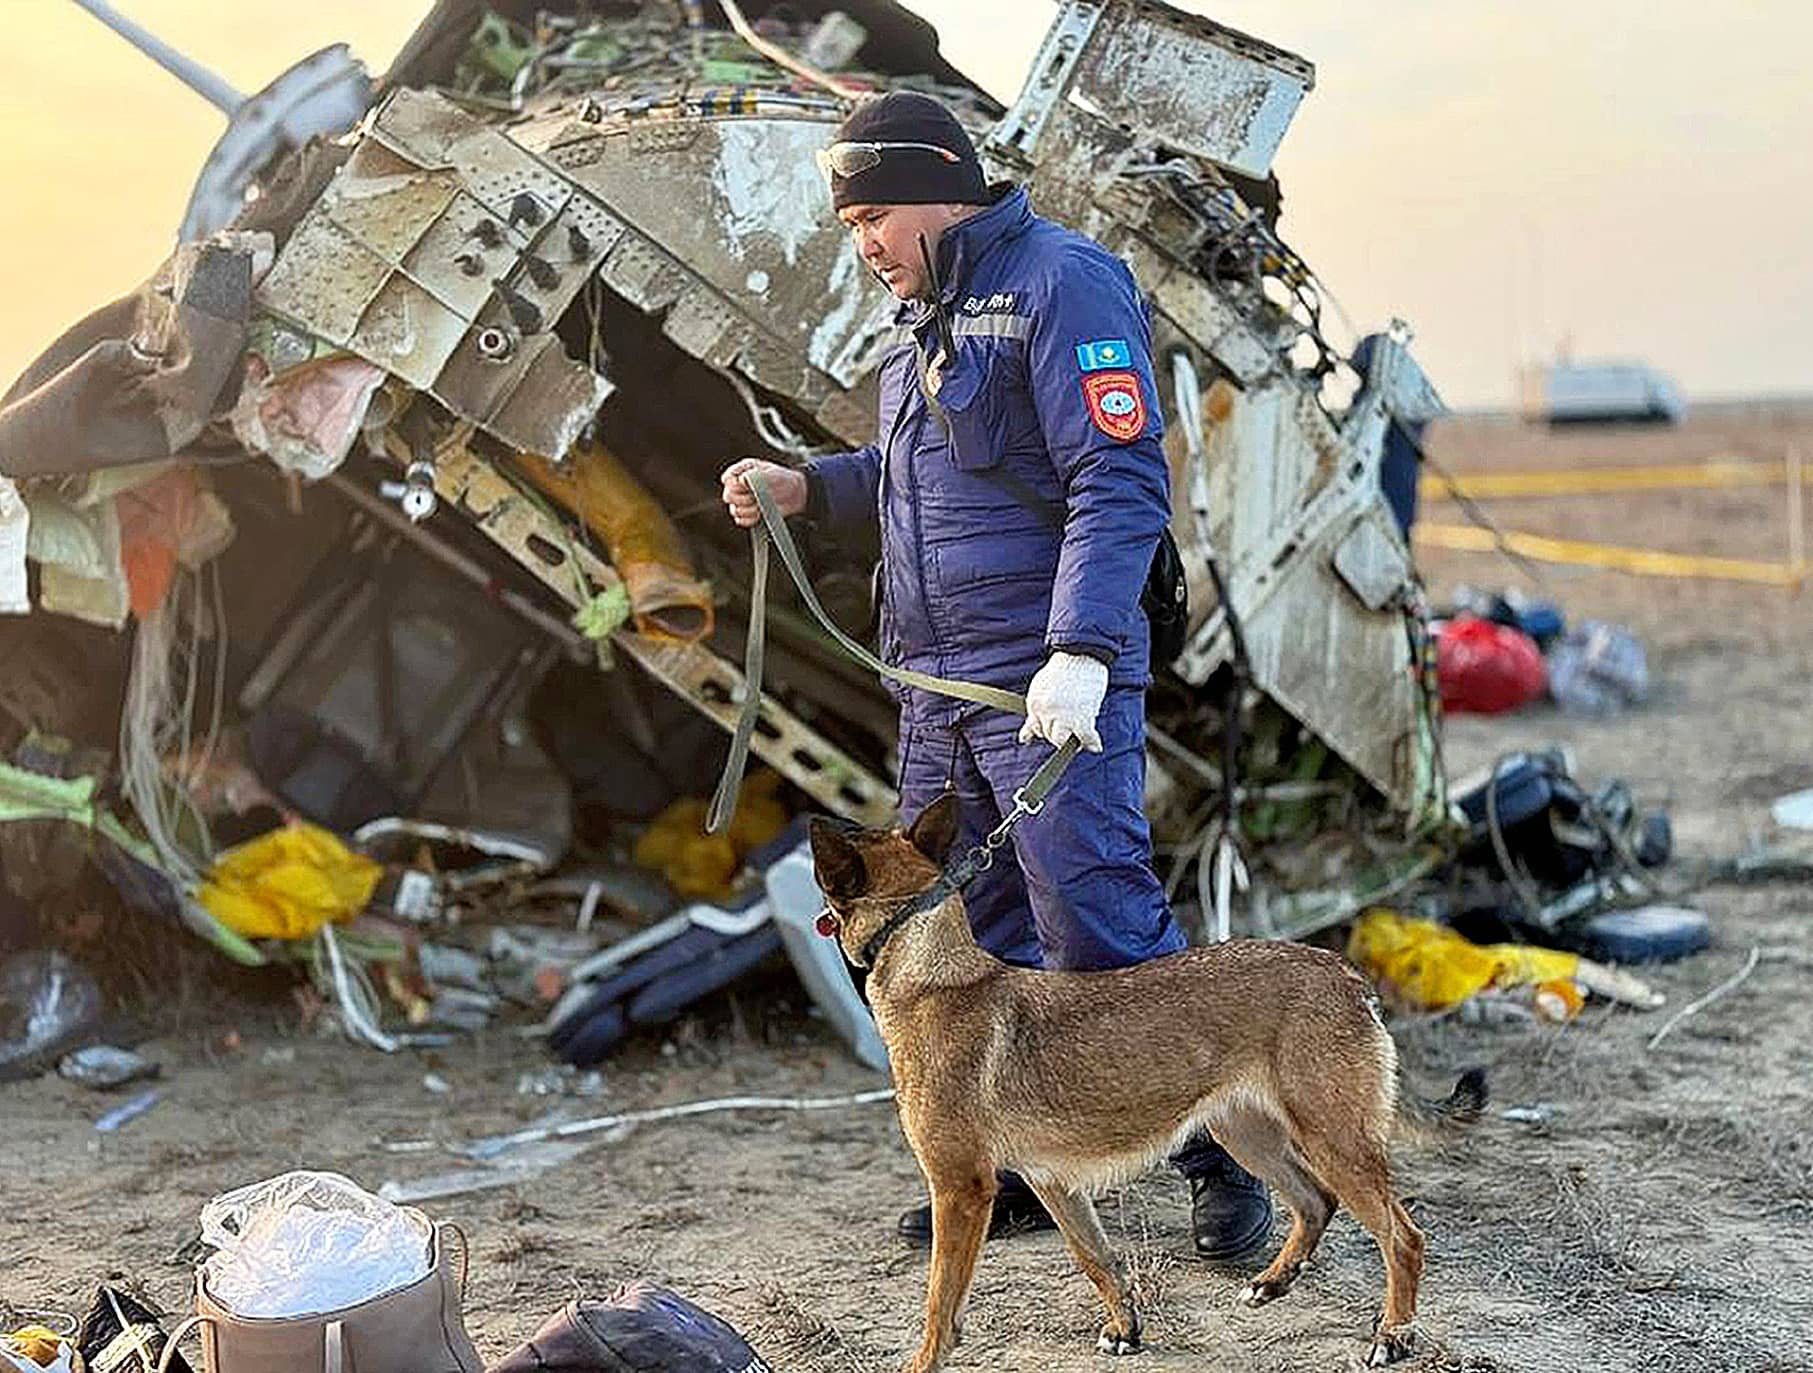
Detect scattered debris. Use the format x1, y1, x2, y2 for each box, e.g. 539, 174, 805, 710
1647, 945, 1764, 1050
1770, 789, 1813, 830
57, 1045, 160, 1091
93, 1088, 164, 1134
76, 1285, 194, 1373
1436, 616, 1547, 716
465, 1087, 898, 1162
378, 1139, 599, 1205
517, 1064, 606, 1098
1347, 907, 1662, 1020
1499, 1103, 1557, 1126
0, 951, 102, 1082
1548, 620, 1650, 715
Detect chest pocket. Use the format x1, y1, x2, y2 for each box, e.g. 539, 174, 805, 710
919, 338, 1001, 472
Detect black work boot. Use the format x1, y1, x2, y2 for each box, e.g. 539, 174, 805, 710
1188, 1146, 1274, 1262
896, 1171, 1057, 1248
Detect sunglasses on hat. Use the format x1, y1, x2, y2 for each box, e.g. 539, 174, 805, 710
814, 139, 961, 182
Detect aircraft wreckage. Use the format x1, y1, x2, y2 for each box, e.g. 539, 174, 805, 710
0, 0, 1448, 1001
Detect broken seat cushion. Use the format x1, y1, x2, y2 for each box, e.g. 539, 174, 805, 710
489, 1284, 768, 1373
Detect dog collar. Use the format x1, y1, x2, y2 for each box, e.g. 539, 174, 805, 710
855, 860, 980, 969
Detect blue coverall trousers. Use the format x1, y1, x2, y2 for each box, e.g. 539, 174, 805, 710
896, 684, 1223, 1178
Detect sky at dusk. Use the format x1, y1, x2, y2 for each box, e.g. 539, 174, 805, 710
2, 1, 1806, 408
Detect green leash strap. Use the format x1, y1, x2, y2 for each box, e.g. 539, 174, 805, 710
707, 470, 1029, 834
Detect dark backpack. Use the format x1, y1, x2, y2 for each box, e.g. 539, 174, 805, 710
489, 1284, 768, 1373
972, 458, 1189, 672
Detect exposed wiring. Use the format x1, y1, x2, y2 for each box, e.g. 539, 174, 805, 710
727, 369, 833, 461
717, 0, 865, 102
465, 1087, 899, 1159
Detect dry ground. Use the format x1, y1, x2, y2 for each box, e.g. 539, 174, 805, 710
5, 405, 1813, 1372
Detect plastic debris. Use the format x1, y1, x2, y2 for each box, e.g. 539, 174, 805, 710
0, 950, 102, 1081
94, 1088, 163, 1133
1500, 1103, 1557, 1125
199, 1171, 430, 1317
197, 823, 383, 940
1548, 620, 1649, 715
1575, 904, 1711, 964
634, 771, 788, 900
58, 1044, 160, 1091
1436, 617, 1547, 715
1347, 907, 1664, 1015
517, 1065, 607, 1098
378, 1140, 598, 1204
1771, 788, 1813, 830
517, 441, 715, 642
1, 1328, 75, 1373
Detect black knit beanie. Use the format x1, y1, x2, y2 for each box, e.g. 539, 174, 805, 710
827, 92, 988, 210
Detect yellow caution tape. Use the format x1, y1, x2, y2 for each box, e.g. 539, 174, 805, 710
1421, 457, 1785, 502
1416, 522, 1807, 586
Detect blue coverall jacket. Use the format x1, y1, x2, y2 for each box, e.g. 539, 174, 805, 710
807, 186, 1188, 975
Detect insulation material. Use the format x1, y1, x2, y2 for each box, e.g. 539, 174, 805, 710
113, 465, 236, 618
230, 355, 388, 480
633, 771, 788, 900
34, 495, 128, 629
0, 476, 27, 614
515, 441, 713, 642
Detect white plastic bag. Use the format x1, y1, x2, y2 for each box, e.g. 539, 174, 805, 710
200, 1170, 431, 1317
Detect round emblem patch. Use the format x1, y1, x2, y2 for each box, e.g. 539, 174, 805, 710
1081, 370, 1148, 441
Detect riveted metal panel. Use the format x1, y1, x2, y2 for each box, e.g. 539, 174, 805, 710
258, 211, 391, 345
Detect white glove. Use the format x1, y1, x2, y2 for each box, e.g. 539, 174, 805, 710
1018, 651, 1109, 753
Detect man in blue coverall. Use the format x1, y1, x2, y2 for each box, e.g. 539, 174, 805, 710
721, 92, 1271, 1260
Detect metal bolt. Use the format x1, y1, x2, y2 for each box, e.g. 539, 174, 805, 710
475, 326, 515, 361
492, 280, 544, 334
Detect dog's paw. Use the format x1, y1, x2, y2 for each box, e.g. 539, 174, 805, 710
1238, 1276, 1292, 1307
1096, 1312, 1142, 1357
1366, 1323, 1418, 1366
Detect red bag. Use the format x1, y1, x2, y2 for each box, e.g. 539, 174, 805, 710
1436, 617, 1546, 715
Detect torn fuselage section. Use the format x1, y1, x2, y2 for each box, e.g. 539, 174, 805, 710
2, 0, 1451, 992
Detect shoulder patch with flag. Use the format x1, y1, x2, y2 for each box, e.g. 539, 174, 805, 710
1075, 338, 1131, 372
1081, 371, 1146, 441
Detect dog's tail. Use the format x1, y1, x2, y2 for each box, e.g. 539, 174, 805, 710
1397, 1066, 1489, 1134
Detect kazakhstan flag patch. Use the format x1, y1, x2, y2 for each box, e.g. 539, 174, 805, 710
1075, 339, 1131, 372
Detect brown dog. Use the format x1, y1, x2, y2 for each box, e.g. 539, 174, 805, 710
809, 794, 1484, 1372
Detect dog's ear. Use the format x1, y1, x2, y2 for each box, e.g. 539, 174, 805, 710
904, 792, 961, 866
809, 817, 868, 900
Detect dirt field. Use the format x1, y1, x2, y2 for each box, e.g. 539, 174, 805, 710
6, 405, 1813, 1372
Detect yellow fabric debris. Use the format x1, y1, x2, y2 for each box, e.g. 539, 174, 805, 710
1, 1327, 68, 1368
1347, 907, 1582, 1012
198, 823, 383, 940
634, 771, 788, 900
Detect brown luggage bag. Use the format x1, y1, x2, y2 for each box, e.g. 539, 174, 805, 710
156, 1218, 482, 1373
